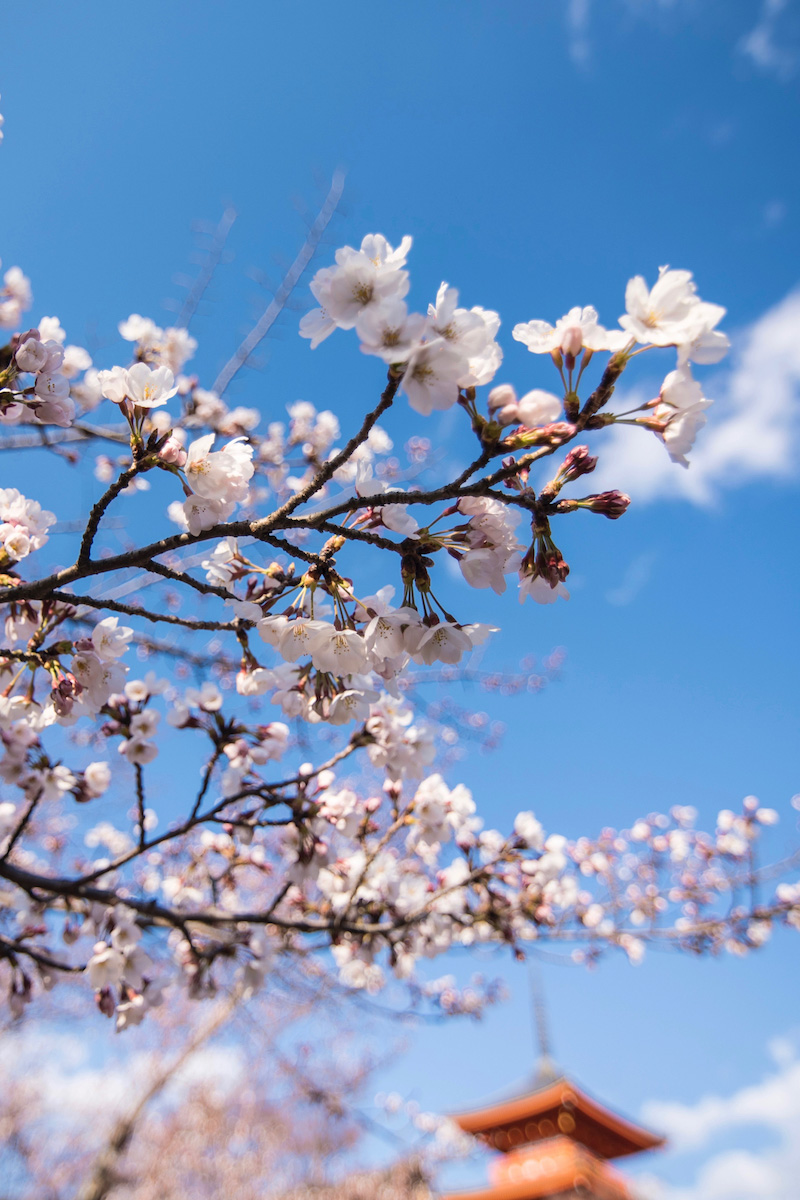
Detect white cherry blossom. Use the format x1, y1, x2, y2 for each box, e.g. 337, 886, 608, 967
620, 267, 701, 346
653, 364, 713, 466
92, 617, 134, 660
184, 433, 254, 503
513, 305, 624, 356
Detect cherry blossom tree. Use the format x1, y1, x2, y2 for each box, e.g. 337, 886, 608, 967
0, 172, 798, 1033
0, 958, 444, 1200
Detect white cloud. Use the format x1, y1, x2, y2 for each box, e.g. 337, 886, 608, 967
638, 1035, 800, 1200
591, 289, 800, 506
0, 1019, 245, 1121
739, 0, 799, 81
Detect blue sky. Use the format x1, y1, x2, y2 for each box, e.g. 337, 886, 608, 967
3, 2, 800, 1196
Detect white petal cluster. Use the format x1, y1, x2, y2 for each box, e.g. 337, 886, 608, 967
365, 695, 436, 780
0, 488, 56, 562
509, 268, 728, 469
253, 600, 495, 729
620, 268, 728, 354
455, 497, 523, 594
85, 906, 156, 1013
118, 313, 197, 373
0, 262, 32, 328
653, 364, 715, 466
66, 618, 134, 721
3, 325, 95, 428
171, 433, 256, 533
221, 723, 290, 795
301, 235, 503, 414
97, 362, 178, 410
513, 305, 626, 357
488, 384, 563, 429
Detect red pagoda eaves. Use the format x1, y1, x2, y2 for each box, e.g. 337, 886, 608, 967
442, 1075, 664, 1200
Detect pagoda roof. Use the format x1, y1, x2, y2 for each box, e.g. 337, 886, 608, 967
452, 1076, 664, 1161
441, 1134, 635, 1200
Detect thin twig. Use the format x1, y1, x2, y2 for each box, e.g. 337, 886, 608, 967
212, 172, 344, 396
176, 206, 237, 329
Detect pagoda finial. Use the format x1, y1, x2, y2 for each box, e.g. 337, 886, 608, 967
530, 965, 558, 1085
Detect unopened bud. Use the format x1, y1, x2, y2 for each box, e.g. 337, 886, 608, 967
560, 325, 583, 359
159, 435, 187, 467
52, 680, 75, 717
504, 421, 576, 451
562, 445, 598, 481
487, 384, 520, 428
536, 546, 569, 585
583, 490, 631, 520
97, 986, 116, 1018
488, 383, 517, 413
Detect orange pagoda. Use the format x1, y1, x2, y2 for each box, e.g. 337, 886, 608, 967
441, 988, 664, 1200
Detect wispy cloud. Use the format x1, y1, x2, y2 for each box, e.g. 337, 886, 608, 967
639, 1035, 800, 1199
605, 551, 657, 606
567, 0, 592, 64
762, 198, 788, 229
564, 0, 698, 67
566, 0, 798, 81
739, 0, 799, 80
591, 289, 800, 506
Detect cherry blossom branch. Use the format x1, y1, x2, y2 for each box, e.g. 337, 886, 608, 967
0, 228, 776, 1030
49, 589, 241, 632
78, 462, 146, 566
3, 852, 794, 951
0, 420, 129, 452
67, 738, 366, 888
0, 932, 83, 974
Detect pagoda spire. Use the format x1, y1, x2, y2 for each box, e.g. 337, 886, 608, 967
530, 966, 558, 1087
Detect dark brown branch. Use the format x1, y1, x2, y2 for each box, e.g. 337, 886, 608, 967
50, 590, 243, 633
78, 462, 142, 566
141, 558, 233, 600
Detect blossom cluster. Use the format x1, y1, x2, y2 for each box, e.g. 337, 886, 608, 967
300, 235, 502, 414
0, 488, 55, 564
1, 318, 95, 428
0, 229, 794, 1034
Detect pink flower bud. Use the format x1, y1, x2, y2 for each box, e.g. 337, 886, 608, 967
160, 435, 187, 467
487, 384, 517, 412
560, 324, 583, 358
487, 384, 520, 427
562, 445, 598, 481
584, 491, 631, 519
